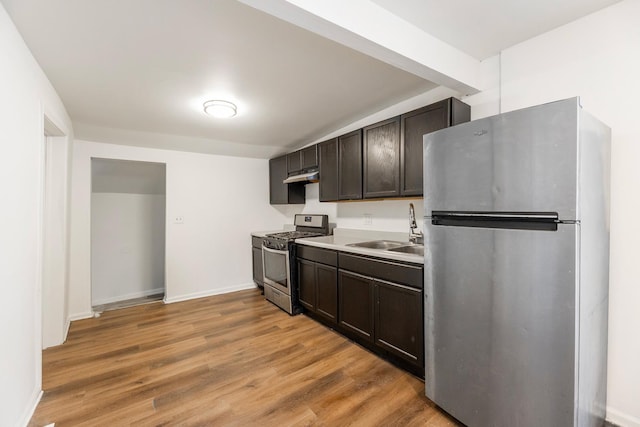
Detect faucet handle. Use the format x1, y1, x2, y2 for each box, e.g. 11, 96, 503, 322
409, 231, 424, 245
409, 202, 417, 228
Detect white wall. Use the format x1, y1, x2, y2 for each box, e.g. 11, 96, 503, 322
41, 136, 72, 349
91, 193, 166, 305
290, 182, 424, 234
69, 140, 292, 318
462, 2, 640, 425
0, 4, 73, 427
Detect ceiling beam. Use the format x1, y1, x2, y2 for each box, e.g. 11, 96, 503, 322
238, 0, 483, 95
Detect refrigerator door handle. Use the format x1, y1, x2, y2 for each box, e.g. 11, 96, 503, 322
431, 211, 561, 231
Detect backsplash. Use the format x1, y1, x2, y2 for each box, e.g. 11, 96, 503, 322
277, 183, 425, 233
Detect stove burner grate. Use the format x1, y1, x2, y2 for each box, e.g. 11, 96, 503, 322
265, 231, 324, 241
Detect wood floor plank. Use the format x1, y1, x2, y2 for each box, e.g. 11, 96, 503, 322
30, 288, 459, 426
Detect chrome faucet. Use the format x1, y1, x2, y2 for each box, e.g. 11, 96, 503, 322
409, 203, 424, 244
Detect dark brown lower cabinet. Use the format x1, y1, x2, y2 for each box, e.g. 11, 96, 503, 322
337, 252, 424, 377
251, 236, 263, 288
297, 245, 338, 325
298, 258, 316, 309
374, 280, 423, 365
297, 245, 424, 377
316, 264, 338, 322
338, 270, 374, 342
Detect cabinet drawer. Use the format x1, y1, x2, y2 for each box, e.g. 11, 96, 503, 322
338, 253, 422, 289
252, 236, 264, 249
297, 245, 337, 267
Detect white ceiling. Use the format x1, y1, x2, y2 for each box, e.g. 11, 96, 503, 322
1, 0, 621, 157
370, 0, 621, 60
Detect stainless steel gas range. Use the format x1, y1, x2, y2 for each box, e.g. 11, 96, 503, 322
262, 214, 330, 315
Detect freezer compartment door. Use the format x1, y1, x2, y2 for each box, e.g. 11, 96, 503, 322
423, 98, 579, 220
424, 223, 577, 427
431, 211, 561, 231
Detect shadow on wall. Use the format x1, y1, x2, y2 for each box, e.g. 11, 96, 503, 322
269, 181, 423, 233
335, 198, 424, 232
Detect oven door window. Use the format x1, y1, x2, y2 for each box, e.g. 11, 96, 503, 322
262, 247, 290, 292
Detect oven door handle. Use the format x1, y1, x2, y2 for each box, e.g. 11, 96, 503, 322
262, 245, 288, 255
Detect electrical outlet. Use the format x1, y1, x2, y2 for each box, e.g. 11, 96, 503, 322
363, 214, 372, 225
174, 216, 184, 224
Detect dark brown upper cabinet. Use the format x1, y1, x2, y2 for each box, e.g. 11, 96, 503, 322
286, 151, 302, 175
269, 155, 305, 205
400, 97, 471, 196
300, 144, 318, 171
274, 96, 470, 204
287, 144, 318, 175
363, 116, 401, 199
338, 129, 363, 200
319, 138, 339, 202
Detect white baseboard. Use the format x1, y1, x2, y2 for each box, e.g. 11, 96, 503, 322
63, 318, 70, 343
67, 311, 94, 322
92, 287, 165, 306
18, 388, 42, 427
608, 406, 640, 427
164, 282, 257, 304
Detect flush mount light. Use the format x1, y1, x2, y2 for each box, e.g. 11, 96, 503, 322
203, 100, 237, 118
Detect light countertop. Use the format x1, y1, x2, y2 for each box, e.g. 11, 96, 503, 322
295, 228, 424, 265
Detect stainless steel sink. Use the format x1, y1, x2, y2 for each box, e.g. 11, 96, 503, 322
347, 240, 407, 250
387, 245, 424, 256
347, 240, 424, 256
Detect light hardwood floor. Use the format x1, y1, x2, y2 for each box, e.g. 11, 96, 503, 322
30, 289, 459, 426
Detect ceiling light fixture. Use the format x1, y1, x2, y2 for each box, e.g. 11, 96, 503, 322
203, 100, 237, 118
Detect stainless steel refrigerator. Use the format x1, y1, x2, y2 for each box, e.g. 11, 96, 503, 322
423, 98, 610, 427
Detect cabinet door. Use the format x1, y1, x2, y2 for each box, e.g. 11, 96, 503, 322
297, 258, 316, 311
339, 270, 374, 342
363, 117, 400, 198
287, 151, 302, 174
316, 264, 337, 324
301, 144, 318, 170
400, 101, 450, 196
375, 280, 423, 364
269, 155, 288, 204
252, 247, 263, 287
319, 138, 339, 202
269, 155, 305, 205
338, 129, 363, 200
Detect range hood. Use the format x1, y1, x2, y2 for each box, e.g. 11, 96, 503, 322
283, 170, 319, 184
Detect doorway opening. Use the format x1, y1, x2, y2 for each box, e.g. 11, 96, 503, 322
41, 117, 68, 350
90, 158, 166, 312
